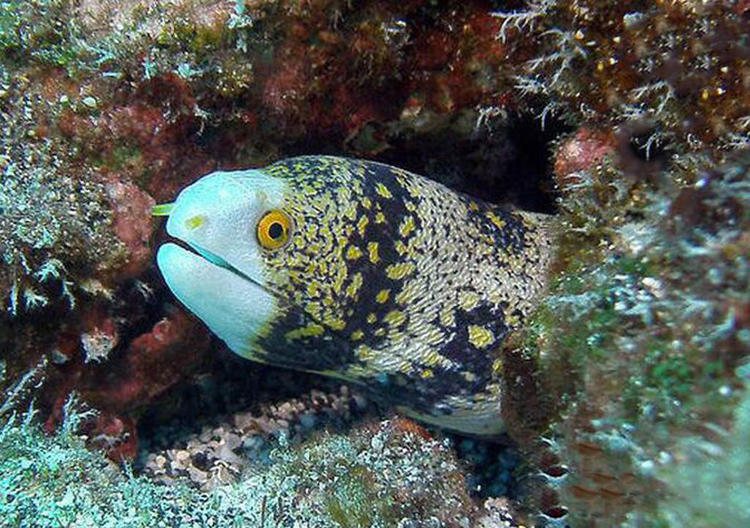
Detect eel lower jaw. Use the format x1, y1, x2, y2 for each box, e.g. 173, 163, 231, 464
156, 242, 277, 357
173, 238, 262, 288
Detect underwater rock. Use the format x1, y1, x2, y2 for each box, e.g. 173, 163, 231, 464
492, 1, 750, 157
511, 150, 750, 526
40, 308, 210, 461
86, 412, 139, 462
104, 177, 157, 280
476, 497, 528, 528
2, 406, 534, 527
79, 309, 210, 415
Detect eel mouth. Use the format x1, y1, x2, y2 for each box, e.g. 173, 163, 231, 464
169, 237, 261, 287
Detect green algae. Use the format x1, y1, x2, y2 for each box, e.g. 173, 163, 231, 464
324, 465, 393, 528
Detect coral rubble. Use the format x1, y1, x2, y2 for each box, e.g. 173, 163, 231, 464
143, 385, 369, 490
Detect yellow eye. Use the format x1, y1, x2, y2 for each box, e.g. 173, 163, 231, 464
257, 210, 292, 250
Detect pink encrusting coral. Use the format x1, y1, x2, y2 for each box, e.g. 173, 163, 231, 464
105, 177, 157, 280
80, 311, 210, 414
553, 127, 617, 188
42, 309, 211, 460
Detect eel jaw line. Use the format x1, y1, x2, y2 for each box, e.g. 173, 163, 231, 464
183, 239, 261, 288
167, 235, 289, 307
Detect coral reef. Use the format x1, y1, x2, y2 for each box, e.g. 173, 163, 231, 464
0, 0, 748, 525
0, 86, 130, 314
0, 0, 533, 471
497, 137, 750, 526
475, 3, 750, 523
491, 0, 750, 158
0, 403, 527, 528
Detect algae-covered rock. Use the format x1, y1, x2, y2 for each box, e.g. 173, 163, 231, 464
500, 144, 750, 527
0, 405, 523, 528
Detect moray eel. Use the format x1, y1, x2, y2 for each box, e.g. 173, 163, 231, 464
156, 156, 554, 437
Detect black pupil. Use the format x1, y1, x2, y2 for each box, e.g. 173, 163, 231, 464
268, 221, 284, 240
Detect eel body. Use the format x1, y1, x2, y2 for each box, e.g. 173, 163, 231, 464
156, 156, 554, 436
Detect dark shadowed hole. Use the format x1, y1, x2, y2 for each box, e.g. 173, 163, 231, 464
378, 113, 566, 213
281, 112, 568, 214
543, 465, 569, 478
616, 122, 671, 180
627, 131, 668, 164
451, 433, 521, 499
544, 506, 569, 519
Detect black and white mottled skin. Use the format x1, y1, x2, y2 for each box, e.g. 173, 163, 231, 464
157, 156, 555, 436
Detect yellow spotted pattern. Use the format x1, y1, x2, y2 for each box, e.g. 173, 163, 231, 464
368, 242, 380, 264
468, 325, 495, 349
242, 156, 554, 437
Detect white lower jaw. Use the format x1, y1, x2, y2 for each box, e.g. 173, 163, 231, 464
156, 243, 276, 358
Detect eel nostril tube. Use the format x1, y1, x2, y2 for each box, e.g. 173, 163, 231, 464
152, 203, 175, 216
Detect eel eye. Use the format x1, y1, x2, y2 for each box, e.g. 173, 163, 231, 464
257, 210, 292, 250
